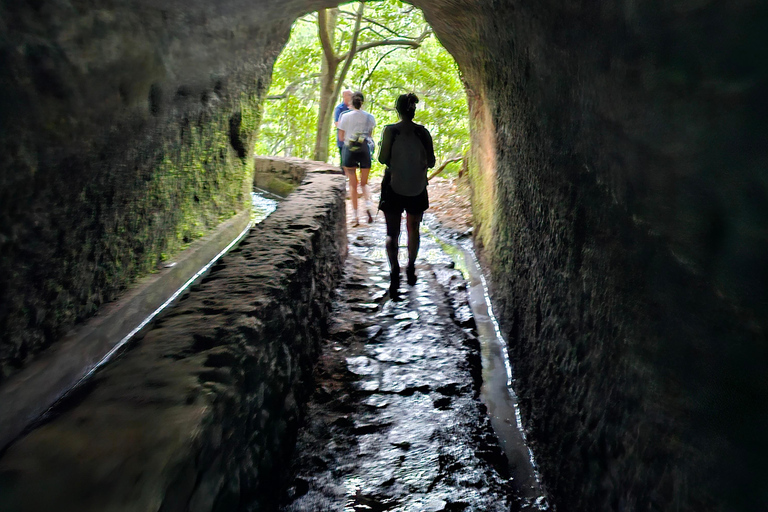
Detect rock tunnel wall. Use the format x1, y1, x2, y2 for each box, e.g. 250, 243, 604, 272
0, 168, 347, 511
1, 0, 766, 510
419, 1, 768, 511
0, 0, 309, 382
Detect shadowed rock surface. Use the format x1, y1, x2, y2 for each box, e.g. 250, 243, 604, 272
0, 172, 346, 512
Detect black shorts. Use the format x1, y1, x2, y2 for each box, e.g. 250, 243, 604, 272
379, 182, 429, 215
342, 145, 372, 169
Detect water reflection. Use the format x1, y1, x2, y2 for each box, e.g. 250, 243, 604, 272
251, 190, 279, 223
422, 217, 550, 510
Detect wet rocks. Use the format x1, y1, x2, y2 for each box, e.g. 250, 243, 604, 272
280, 220, 513, 511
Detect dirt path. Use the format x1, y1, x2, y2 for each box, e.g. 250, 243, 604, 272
279, 206, 515, 511
366, 175, 473, 235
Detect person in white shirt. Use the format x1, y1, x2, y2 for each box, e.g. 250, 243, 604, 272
337, 91, 376, 226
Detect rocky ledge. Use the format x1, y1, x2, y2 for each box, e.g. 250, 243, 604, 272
0, 169, 346, 512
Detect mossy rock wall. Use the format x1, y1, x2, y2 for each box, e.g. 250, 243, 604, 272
421, 0, 768, 510
0, 0, 303, 381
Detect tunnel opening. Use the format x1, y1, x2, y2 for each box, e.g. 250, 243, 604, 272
256, 2, 470, 179
257, 3, 553, 506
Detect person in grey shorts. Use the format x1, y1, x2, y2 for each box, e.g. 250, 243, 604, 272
377, 93, 435, 295
337, 91, 376, 226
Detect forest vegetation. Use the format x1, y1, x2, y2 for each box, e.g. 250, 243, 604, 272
256, 1, 469, 177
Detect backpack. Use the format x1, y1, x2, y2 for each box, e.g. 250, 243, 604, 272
346, 132, 367, 153
388, 125, 430, 196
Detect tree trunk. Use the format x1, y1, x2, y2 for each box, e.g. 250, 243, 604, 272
312, 2, 419, 162
313, 8, 338, 162
314, 67, 337, 162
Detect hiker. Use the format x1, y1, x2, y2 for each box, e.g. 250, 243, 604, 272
337, 91, 376, 226
333, 90, 353, 170
377, 93, 435, 294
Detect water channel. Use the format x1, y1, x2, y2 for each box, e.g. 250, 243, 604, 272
422, 215, 549, 510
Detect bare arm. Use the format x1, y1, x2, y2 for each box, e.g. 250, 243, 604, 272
378, 126, 393, 166
424, 130, 436, 168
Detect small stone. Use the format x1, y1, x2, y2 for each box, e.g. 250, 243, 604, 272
394, 311, 419, 321
346, 356, 379, 375
364, 325, 383, 340
363, 395, 389, 408
357, 380, 380, 392
453, 305, 474, 328
395, 320, 413, 331
351, 303, 379, 312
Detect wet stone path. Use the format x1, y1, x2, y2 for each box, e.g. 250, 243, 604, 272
280, 217, 515, 511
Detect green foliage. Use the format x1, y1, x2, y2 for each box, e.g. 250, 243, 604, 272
257, 21, 321, 157
256, 3, 469, 176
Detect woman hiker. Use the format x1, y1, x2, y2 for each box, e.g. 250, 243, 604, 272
377, 93, 436, 295
337, 91, 376, 226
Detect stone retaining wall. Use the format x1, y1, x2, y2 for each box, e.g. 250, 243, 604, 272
0, 167, 346, 512
253, 156, 338, 196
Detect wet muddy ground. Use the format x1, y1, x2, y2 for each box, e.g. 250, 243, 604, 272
279, 212, 518, 511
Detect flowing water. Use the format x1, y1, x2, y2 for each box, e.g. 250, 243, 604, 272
422, 215, 549, 510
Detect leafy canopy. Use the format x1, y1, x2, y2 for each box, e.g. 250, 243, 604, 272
256, 2, 469, 176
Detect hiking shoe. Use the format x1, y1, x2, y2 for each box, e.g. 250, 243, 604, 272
406, 264, 417, 286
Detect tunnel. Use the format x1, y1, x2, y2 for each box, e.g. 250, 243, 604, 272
0, 0, 766, 510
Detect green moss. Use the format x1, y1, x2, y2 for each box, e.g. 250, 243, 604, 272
114, 92, 263, 285
263, 177, 297, 197
466, 149, 496, 251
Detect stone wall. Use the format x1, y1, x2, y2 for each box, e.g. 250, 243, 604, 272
0, 169, 347, 512
419, 1, 768, 510
253, 156, 339, 196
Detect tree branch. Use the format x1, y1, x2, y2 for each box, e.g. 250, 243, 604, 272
331, 1, 365, 104
337, 11, 407, 38
266, 73, 322, 100
361, 47, 403, 90
338, 37, 421, 61
428, 156, 464, 181
362, 16, 405, 37
317, 9, 339, 67
336, 26, 430, 61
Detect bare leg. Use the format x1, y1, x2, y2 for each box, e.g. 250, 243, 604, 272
384, 210, 402, 293
405, 212, 422, 285
345, 167, 359, 224
406, 212, 422, 266
360, 168, 372, 222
